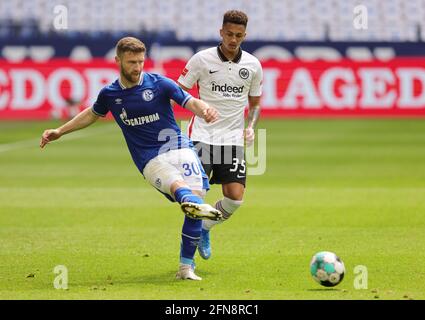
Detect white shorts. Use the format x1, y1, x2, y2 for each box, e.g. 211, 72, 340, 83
142, 148, 209, 201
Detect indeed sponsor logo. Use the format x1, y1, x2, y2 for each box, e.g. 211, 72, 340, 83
211, 81, 244, 94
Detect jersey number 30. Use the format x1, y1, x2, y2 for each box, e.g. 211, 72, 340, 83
182, 162, 201, 176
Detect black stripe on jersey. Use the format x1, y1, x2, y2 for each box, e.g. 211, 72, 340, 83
91, 107, 106, 117
217, 44, 242, 63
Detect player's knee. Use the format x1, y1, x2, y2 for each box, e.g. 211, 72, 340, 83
222, 182, 245, 201
223, 187, 245, 201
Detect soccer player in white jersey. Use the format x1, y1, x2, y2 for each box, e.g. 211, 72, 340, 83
40, 37, 222, 281
178, 11, 263, 260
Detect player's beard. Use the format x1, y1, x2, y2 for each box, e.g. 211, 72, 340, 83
121, 66, 141, 85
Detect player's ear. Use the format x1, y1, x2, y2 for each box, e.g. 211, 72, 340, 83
219, 28, 224, 38
114, 55, 120, 65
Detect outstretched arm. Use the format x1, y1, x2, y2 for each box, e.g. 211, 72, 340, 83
184, 97, 218, 123
40, 107, 99, 148
176, 80, 217, 123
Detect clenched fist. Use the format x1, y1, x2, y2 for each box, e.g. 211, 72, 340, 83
40, 129, 62, 148
244, 126, 255, 146
202, 106, 219, 123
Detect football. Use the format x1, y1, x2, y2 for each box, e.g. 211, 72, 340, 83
310, 251, 345, 287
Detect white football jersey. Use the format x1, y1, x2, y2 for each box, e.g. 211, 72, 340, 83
178, 46, 263, 146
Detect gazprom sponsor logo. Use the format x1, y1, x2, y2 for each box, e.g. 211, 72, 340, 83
119, 108, 160, 126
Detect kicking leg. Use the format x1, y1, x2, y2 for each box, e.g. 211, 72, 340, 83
172, 181, 222, 221
143, 149, 220, 280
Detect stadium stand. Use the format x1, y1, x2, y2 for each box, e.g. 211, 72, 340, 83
0, 0, 425, 41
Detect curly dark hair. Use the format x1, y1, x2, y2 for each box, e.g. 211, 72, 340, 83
222, 10, 248, 27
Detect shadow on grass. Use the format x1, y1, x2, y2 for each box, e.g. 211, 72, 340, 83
306, 288, 341, 291
83, 269, 217, 287
138, 269, 217, 285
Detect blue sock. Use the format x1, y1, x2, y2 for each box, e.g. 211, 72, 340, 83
180, 216, 202, 265
174, 188, 204, 265
174, 187, 203, 204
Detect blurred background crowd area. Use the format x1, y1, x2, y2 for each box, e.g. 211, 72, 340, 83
1, 0, 425, 119
1, 0, 425, 42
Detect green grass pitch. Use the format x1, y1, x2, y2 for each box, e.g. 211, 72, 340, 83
0, 118, 424, 300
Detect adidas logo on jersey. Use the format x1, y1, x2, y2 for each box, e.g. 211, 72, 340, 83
211, 82, 244, 94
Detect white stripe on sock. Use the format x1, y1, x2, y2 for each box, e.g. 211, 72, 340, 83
181, 233, 201, 240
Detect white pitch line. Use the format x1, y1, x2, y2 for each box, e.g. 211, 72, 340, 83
0, 124, 116, 153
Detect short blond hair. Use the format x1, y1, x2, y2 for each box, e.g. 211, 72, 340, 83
116, 37, 146, 58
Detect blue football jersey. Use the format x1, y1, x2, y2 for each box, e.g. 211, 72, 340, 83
92, 72, 193, 174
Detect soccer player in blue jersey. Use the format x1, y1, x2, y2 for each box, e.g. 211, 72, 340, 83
40, 37, 222, 281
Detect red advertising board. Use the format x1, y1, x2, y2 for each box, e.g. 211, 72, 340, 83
0, 58, 425, 119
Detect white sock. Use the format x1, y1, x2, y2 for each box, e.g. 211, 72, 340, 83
202, 197, 243, 230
